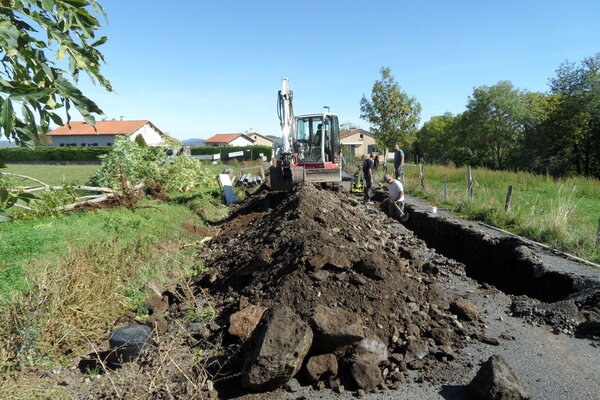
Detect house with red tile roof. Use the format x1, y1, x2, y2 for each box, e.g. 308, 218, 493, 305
47, 119, 164, 147
340, 129, 376, 157
204, 132, 273, 147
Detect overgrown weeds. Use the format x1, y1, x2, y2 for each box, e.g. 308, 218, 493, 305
0, 237, 198, 375
404, 164, 600, 262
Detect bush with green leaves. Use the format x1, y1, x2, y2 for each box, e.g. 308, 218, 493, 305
89, 136, 216, 191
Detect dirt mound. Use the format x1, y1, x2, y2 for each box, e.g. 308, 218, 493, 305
196, 183, 483, 394
73, 184, 487, 399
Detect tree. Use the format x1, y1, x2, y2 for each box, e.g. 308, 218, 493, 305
549, 53, 600, 177
416, 112, 457, 164
513, 91, 562, 174
0, 0, 111, 146
360, 67, 421, 163
460, 81, 528, 170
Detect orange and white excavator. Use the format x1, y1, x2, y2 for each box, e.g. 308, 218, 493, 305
269, 78, 343, 190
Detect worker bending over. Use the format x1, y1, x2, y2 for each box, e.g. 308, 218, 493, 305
385, 174, 405, 220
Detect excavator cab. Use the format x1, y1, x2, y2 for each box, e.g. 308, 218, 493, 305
295, 114, 341, 163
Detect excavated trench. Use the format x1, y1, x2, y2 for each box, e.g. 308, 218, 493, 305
399, 200, 598, 303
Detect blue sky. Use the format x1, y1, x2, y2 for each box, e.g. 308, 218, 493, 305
75, 0, 600, 140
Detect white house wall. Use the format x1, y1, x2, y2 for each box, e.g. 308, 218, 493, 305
51, 135, 117, 147
131, 124, 163, 146
229, 136, 254, 146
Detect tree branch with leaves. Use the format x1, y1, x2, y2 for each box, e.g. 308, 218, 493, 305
0, 0, 112, 146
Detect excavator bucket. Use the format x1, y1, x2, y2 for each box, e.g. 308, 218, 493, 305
269, 166, 342, 190
304, 167, 342, 184
269, 166, 305, 191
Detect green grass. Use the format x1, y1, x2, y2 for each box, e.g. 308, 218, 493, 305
2, 164, 99, 185
0, 198, 206, 300
397, 163, 600, 263
0, 161, 244, 301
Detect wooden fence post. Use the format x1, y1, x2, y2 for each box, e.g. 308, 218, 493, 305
505, 185, 513, 212
420, 164, 424, 188
467, 166, 473, 199
443, 175, 447, 202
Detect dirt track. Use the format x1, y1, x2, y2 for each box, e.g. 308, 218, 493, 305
67, 183, 599, 399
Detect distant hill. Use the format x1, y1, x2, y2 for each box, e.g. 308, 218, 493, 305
181, 138, 205, 146
266, 135, 282, 145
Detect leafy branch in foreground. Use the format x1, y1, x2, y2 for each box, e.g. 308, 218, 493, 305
0, 0, 112, 145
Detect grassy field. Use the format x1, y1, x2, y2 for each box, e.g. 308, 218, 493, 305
2, 164, 100, 185
0, 163, 237, 381
391, 163, 600, 263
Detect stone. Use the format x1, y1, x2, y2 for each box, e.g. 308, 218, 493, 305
467, 355, 532, 400
473, 333, 500, 346
351, 360, 383, 392
388, 370, 404, 383
407, 360, 424, 370
404, 339, 429, 362
146, 316, 168, 334
450, 298, 479, 322
353, 338, 388, 366
305, 354, 338, 382
283, 378, 301, 392
309, 305, 366, 352
435, 345, 456, 361
228, 305, 267, 339
354, 253, 388, 280
241, 304, 313, 391
430, 327, 451, 345
144, 294, 169, 315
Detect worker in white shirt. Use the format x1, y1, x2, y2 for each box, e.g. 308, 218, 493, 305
385, 174, 405, 220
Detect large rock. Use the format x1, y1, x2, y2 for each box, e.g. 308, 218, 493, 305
467, 355, 532, 400
350, 361, 383, 392
305, 354, 338, 382
241, 304, 313, 391
309, 305, 366, 352
349, 338, 387, 392
450, 298, 479, 321
353, 338, 388, 365
228, 305, 267, 339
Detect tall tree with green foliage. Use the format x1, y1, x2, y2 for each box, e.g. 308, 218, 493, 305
0, 0, 111, 146
360, 67, 421, 162
460, 81, 528, 170
549, 53, 600, 177
415, 112, 458, 164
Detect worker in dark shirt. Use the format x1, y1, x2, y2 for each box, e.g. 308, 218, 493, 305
363, 152, 375, 202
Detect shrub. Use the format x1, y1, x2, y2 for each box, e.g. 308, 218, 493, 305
90, 136, 217, 191
0, 147, 111, 162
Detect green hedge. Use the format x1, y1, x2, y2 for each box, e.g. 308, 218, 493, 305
0, 146, 111, 162
190, 145, 272, 161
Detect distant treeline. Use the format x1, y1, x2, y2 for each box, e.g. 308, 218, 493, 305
413, 53, 600, 178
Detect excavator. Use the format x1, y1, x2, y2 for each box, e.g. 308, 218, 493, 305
269, 78, 343, 190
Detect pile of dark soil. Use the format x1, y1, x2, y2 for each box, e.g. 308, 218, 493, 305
71, 183, 492, 399
194, 184, 487, 394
